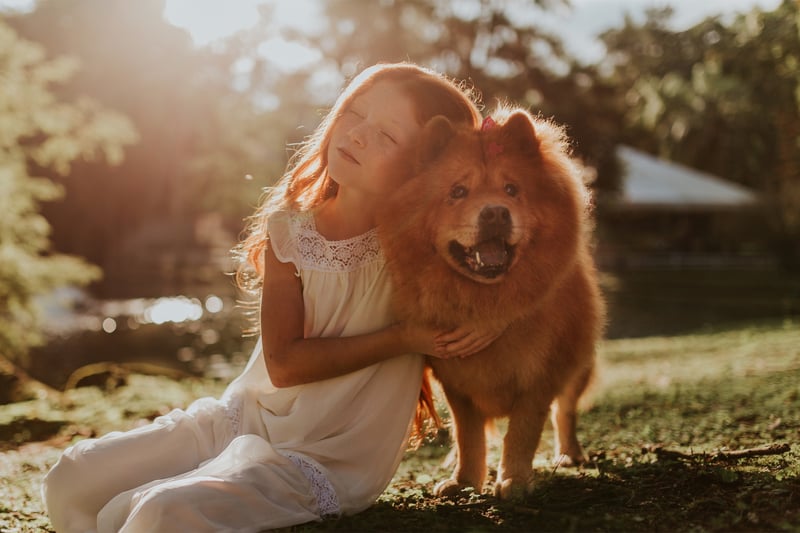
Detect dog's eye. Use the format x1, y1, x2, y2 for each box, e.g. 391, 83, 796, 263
450, 184, 468, 199
504, 183, 519, 197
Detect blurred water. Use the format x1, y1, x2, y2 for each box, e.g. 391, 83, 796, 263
29, 290, 257, 390
602, 267, 800, 338
26, 266, 800, 389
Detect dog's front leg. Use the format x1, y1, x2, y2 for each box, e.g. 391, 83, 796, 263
551, 364, 592, 465
495, 400, 549, 500
434, 392, 487, 497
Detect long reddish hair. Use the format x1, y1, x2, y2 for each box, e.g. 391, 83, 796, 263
235, 62, 482, 442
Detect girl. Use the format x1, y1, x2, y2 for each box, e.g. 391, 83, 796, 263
43, 63, 499, 532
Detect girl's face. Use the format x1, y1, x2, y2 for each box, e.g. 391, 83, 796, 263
327, 80, 421, 198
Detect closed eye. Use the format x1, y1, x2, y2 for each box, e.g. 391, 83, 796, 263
381, 131, 397, 144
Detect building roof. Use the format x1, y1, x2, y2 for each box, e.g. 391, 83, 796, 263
612, 145, 760, 211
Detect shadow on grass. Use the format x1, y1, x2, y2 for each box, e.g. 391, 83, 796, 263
281, 334, 800, 532
528, 458, 799, 532
2, 320, 797, 532
0, 417, 66, 451
281, 456, 799, 532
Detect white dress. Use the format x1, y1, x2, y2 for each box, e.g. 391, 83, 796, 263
42, 210, 425, 533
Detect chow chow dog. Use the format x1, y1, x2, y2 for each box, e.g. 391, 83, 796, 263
378, 108, 605, 499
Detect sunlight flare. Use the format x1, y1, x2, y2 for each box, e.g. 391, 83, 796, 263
163, 0, 323, 47
163, 0, 261, 46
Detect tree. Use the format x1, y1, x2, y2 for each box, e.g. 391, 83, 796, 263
9, 0, 299, 296
225, 0, 624, 191
8, 0, 629, 298
7, 1, 239, 294
600, 1, 800, 266
0, 19, 137, 363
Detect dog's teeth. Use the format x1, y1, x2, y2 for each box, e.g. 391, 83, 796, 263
475, 251, 483, 267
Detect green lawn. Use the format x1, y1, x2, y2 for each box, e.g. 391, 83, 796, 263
2, 318, 799, 532
337, 319, 800, 532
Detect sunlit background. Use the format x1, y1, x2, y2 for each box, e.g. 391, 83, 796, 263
2, 4, 798, 529
0, 0, 797, 391
159, 0, 782, 56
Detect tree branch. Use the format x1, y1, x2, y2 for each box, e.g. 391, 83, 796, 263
644, 443, 791, 462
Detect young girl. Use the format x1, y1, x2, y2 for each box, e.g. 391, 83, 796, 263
43, 62, 499, 532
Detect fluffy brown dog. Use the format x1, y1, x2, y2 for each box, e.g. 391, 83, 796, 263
378, 108, 605, 499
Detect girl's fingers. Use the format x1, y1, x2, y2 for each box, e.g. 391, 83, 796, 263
435, 331, 475, 353
431, 323, 507, 358
434, 326, 470, 344
436, 332, 493, 358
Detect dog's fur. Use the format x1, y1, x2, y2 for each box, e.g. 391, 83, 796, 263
377, 108, 605, 499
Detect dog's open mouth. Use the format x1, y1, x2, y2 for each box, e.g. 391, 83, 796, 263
448, 238, 514, 279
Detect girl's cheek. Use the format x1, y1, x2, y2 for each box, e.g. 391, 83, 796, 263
379, 153, 413, 188
383, 141, 408, 158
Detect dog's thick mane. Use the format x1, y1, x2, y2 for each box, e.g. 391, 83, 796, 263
379, 107, 593, 328
377, 106, 603, 500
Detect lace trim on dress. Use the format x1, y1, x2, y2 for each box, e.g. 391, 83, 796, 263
281, 451, 341, 518
292, 212, 382, 273
224, 396, 340, 517
224, 395, 242, 436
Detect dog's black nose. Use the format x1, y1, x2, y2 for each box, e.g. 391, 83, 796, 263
479, 206, 510, 226
478, 205, 511, 240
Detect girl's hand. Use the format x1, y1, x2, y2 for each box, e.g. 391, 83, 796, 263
397, 322, 507, 359
431, 324, 507, 359
396, 322, 443, 356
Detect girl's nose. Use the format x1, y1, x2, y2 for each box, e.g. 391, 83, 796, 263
348, 123, 369, 147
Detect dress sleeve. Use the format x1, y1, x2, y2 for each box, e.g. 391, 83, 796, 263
266, 211, 300, 269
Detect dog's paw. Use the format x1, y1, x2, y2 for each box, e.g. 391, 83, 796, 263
433, 478, 473, 498
552, 452, 586, 468
493, 475, 534, 500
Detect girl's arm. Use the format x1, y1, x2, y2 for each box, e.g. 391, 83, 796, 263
261, 244, 475, 388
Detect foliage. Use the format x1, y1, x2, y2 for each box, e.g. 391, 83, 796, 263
5, 0, 798, 297
0, 20, 137, 361
7, 0, 629, 298
7, 0, 276, 296
230, 0, 624, 190
1, 320, 798, 531
601, 0, 800, 266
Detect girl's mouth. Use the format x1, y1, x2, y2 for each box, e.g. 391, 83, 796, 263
337, 147, 360, 165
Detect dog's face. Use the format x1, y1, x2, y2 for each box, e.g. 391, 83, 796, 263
433, 150, 527, 284
407, 113, 554, 284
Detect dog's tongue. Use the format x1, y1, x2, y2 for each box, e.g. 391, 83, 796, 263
475, 239, 507, 267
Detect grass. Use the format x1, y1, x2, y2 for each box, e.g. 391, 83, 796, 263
1, 318, 799, 532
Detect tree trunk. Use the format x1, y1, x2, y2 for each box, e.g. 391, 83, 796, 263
0, 354, 59, 405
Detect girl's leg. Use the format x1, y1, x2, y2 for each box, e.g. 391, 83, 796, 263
43, 397, 234, 533
98, 435, 321, 533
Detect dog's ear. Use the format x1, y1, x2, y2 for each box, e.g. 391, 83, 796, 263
501, 110, 540, 155
417, 115, 456, 167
